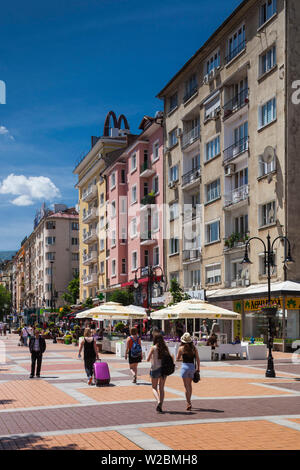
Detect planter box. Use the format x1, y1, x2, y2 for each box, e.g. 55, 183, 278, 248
241, 342, 267, 360
197, 346, 212, 361
116, 341, 126, 358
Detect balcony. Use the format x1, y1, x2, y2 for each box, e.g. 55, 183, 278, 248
83, 228, 98, 244
223, 88, 249, 120
140, 231, 157, 246
82, 185, 97, 203
183, 85, 198, 104
223, 136, 249, 164
141, 194, 156, 211
184, 206, 201, 222
183, 249, 201, 263
82, 251, 98, 266
225, 40, 246, 64
140, 161, 156, 178
182, 167, 201, 189
82, 273, 98, 286
229, 277, 250, 288
224, 184, 249, 208
82, 207, 98, 224
181, 125, 200, 150
224, 232, 249, 252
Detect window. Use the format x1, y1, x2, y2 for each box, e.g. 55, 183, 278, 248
71, 222, 79, 231
71, 238, 79, 245
132, 251, 137, 271
152, 210, 159, 232
258, 155, 276, 177
72, 252, 79, 261
46, 252, 55, 261
206, 179, 220, 203
169, 203, 179, 221
153, 175, 159, 194
100, 216, 105, 229
259, 0, 277, 27
170, 272, 179, 283
131, 185, 137, 204
46, 237, 56, 245
144, 250, 149, 267
45, 267, 53, 276
184, 74, 198, 102
227, 25, 245, 63
233, 168, 248, 189
46, 221, 55, 230
112, 259, 116, 277
131, 153, 137, 172
153, 246, 159, 266
206, 49, 220, 75
169, 165, 179, 183
100, 239, 104, 251
206, 136, 220, 162
205, 220, 220, 244
121, 169, 126, 183
100, 261, 105, 274
100, 193, 104, 206
111, 201, 116, 218
121, 259, 126, 274
131, 218, 137, 238
191, 269, 201, 287
259, 253, 277, 276
259, 97, 276, 128
192, 154, 201, 170
260, 201, 276, 227
169, 92, 178, 112
111, 230, 116, 247
168, 129, 178, 148
169, 237, 179, 255
111, 172, 116, 189
260, 45, 276, 76
206, 264, 221, 285
72, 268, 79, 277
120, 197, 127, 214
152, 141, 159, 162
46, 283, 53, 292
234, 214, 249, 236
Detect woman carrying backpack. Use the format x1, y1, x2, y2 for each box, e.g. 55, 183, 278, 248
125, 327, 142, 384
176, 332, 200, 411
147, 334, 174, 413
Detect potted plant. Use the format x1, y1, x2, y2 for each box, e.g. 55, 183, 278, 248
64, 334, 72, 345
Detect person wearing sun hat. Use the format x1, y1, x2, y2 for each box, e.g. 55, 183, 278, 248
176, 332, 200, 411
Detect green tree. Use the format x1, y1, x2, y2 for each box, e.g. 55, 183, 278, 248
169, 279, 190, 305
0, 285, 11, 321
83, 297, 93, 309
62, 277, 79, 305
108, 289, 133, 306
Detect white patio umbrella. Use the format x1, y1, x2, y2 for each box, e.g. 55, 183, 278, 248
75, 310, 94, 319
150, 299, 241, 320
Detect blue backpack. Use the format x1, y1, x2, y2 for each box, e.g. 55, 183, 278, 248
130, 336, 142, 358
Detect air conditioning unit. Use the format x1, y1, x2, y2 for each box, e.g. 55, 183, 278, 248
225, 164, 235, 176
203, 74, 209, 85
176, 128, 182, 138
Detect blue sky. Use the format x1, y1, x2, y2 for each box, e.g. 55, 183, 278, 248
0, 0, 242, 250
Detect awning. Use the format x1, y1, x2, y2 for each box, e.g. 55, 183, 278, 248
151, 299, 241, 320
206, 281, 300, 300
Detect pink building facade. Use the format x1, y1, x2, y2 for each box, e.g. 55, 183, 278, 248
104, 115, 164, 307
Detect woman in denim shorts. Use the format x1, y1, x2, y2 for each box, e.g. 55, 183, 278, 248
147, 334, 171, 413
176, 333, 200, 411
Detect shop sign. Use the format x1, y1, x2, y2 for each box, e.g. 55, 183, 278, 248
285, 297, 300, 309
244, 298, 283, 312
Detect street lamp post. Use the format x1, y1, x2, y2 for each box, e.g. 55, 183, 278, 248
50, 261, 54, 313
242, 233, 294, 378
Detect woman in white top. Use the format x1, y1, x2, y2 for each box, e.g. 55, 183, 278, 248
147, 334, 170, 413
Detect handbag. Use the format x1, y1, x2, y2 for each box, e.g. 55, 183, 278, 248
193, 356, 200, 383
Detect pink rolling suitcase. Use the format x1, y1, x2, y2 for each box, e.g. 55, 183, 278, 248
94, 360, 110, 386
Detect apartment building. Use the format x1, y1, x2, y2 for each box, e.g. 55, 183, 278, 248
104, 114, 164, 307
73, 111, 137, 302
12, 204, 79, 319
157, 0, 300, 345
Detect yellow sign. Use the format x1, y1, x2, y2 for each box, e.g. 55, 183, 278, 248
233, 301, 243, 339
244, 297, 300, 311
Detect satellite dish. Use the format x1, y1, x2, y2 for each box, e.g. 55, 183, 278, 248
262, 146, 275, 164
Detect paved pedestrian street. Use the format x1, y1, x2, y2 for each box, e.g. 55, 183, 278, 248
1, 334, 300, 451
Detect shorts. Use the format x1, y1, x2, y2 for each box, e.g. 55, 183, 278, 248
150, 367, 165, 379
129, 353, 142, 364
180, 362, 195, 379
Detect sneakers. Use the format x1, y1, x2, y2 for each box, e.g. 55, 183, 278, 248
132, 375, 137, 384
29, 375, 34, 378
88, 377, 93, 385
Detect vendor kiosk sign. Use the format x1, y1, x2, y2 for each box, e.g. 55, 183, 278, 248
244, 297, 300, 312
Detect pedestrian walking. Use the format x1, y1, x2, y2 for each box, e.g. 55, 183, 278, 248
78, 328, 99, 385
0, 322, 3, 336
125, 327, 142, 384
21, 325, 30, 347
176, 333, 200, 411
29, 329, 46, 378
3, 323, 7, 336
147, 333, 174, 413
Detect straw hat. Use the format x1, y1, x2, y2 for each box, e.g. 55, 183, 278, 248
181, 332, 193, 343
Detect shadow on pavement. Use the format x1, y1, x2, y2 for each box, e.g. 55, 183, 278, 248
191, 408, 224, 413
0, 434, 79, 450
0, 399, 15, 405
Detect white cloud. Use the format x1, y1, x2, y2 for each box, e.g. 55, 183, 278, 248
0, 125, 15, 141
0, 174, 61, 206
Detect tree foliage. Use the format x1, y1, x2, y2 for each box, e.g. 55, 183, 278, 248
62, 277, 79, 305
108, 289, 133, 306
0, 285, 11, 320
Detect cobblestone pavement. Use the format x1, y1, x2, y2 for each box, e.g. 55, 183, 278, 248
0, 333, 300, 450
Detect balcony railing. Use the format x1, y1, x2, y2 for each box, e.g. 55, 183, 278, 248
183, 85, 198, 103
223, 88, 249, 119
141, 194, 156, 206
82, 273, 98, 286
181, 125, 200, 149
183, 249, 201, 261
224, 184, 249, 207
223, 136, 249, 164
140, 161, 151, 173
225, 40, 246, 64
182, 167, 201, 187
82, 185, 97, 202
141, 231, 156, 244
83, 251, 98, 265
82, 207, 98, 223
83, 229, 97, 244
